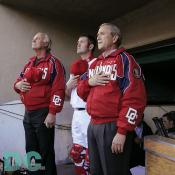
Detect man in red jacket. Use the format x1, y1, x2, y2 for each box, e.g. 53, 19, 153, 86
14, 32, 66, 175
77, 23, 147, 175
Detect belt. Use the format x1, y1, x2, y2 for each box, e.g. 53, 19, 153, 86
75, 108, 86, 111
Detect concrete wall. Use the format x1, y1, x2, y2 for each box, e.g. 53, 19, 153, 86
0, 5, 94, 103
112, 0, 175, 48
0, 100, 74, 164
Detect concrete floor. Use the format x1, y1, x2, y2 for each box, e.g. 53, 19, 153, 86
3, 163, 76, 175
57, 163, 76, 175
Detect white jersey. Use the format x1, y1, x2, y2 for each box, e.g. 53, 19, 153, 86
70, 58, 97, 148
70, 88, 86, 109
70, 58, 97, 109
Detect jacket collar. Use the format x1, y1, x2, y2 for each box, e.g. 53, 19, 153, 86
98, 47, 125, 60
30, 53, 52, 63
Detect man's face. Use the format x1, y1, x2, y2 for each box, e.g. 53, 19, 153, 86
162, 116, 173, 129
77, 37, 90, 54
32, 33, 46, 50
97, 25, 116, 51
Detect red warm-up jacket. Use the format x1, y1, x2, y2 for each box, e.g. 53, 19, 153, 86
77, 48, 147, 135
14, 53, 66, 115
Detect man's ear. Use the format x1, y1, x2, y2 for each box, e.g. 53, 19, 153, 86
89, 44, 94, 51
113, 35, 119, 44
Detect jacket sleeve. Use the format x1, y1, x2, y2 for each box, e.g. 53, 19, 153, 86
117, 52, 147, 135
13, 62, 30, 94
49, 59, 66, 115
77, 79, 91, 102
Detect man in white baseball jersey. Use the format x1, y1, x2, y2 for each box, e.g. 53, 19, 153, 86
66, 34, 96, 175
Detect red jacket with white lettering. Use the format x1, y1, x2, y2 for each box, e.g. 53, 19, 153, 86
77, 48, 147, 135
14, 53, 66, 115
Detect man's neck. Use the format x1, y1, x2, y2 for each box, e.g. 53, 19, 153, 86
102, 45, 117, 58
35, 49, 47, 59
80, 52, 92, 61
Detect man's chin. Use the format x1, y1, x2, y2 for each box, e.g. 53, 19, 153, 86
77, 51, 83, 54
32, 46, 37, 49
98, 46, 103, 50
32, 47, 42, 51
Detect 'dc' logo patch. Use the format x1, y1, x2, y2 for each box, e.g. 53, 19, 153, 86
53, 95, 62, 106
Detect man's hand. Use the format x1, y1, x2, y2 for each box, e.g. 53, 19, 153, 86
111, 133, 126, 154
88, 72, 110, 86
66, 75, 80, 90
66, 75, 80, 97
44, 113, 56, 128
15, 79, 31, 92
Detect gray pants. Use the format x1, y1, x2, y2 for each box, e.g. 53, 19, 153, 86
88, 122, 133, 175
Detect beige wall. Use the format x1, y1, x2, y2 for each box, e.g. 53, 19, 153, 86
113, 0, 175, 48
0, 5, 95, 103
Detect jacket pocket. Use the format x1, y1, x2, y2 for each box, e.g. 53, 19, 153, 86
23, 85, 50, 106
30, 86, 45, 98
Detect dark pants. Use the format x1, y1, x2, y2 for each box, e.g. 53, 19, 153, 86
23, 108, 57, 175
88, 122, 133, 175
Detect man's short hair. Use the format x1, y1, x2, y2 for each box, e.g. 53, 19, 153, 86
99, 23, 122, 47
79, 34, 96, 52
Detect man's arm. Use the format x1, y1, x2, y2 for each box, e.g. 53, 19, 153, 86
112, 52, 147, 154
77, 73, 110, 101
44, 59, 66, 128
48, 59, 66, 115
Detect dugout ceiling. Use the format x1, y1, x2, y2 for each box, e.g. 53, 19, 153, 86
0, 0, 152, 26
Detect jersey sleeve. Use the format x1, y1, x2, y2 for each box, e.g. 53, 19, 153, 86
117, 52, 147, 135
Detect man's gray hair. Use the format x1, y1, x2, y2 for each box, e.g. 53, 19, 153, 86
36, 32, 52, 52
99, 23, 122, 46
